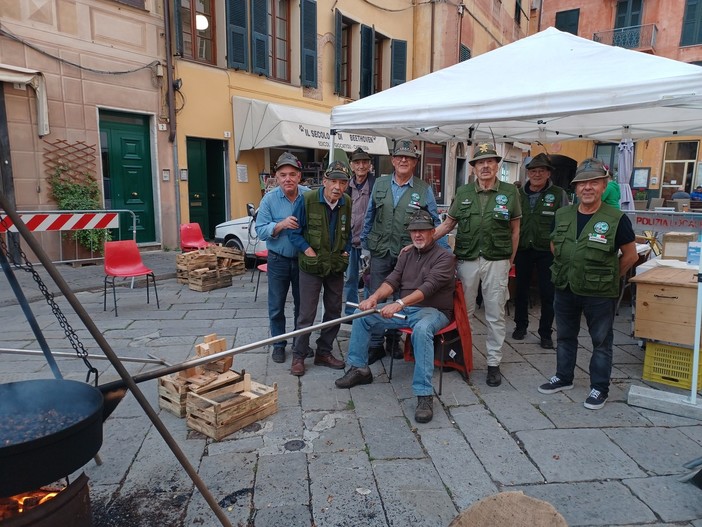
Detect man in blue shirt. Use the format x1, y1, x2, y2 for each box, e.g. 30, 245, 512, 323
255, 152, 309, 364
289, 161, 352, 376
691, 186, 702, 201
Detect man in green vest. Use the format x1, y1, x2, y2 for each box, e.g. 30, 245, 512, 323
361, 140, 443, 364
512, 153, 569, 349
538, 157, 637, 410
288, 161, 352, 376
433, 143, 521, 387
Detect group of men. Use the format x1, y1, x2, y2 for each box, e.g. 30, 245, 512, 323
255, 142, 637, 422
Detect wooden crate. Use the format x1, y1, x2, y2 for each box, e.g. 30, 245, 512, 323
186, 372, 278, 440
188, 268, 232, 292
157, 370, 220, 417
631, 267, 700, 347
662, 232, 697, 261
196, 334, 233, 373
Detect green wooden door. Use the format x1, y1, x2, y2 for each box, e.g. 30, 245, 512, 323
187, 138, 226, 239
99, 112, 155, 243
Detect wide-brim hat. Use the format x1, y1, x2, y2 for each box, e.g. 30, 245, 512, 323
350, 147, 371, 161
393, 140, 420, 158
406, 209, 435, 230
526, 153, 554, 171
274, 152, 302, 171
469, 143, 502, 166
572, 157, 608, 183
325, 160, 350, 181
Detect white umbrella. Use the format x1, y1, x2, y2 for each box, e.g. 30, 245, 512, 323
618, 139, 635, 210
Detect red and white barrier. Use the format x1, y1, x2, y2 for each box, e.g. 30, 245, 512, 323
0, 212, 119, 233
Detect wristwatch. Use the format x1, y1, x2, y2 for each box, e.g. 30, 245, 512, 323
395, 299, 406, 308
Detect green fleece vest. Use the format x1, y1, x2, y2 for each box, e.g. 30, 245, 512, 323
518, 183, 565, 251
453, 181, 519, 261
366, 176, 431, 258
298, 191, 351, 277
550, 203, 622, 298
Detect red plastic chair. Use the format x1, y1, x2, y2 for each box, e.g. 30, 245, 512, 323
390, 280, 473, 395
180, 223, 213, 252
103, 240, 159, 316
250, 249, 268, 282
254, 263, 268, 302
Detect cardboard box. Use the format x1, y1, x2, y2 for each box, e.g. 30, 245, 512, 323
662, 232, 697, 261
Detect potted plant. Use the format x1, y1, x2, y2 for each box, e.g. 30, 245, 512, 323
47, 165, 111, 256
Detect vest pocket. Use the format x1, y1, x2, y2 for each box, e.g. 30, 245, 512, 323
584, 240, 613, 264
583, 268, 615, 293
301, 255, 321, 275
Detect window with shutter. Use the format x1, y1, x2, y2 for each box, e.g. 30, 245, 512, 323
360, 25, 374, 98
226, 0, 249, 69
334, 9, 342, 94
270, 0, 290, 82
390, 39, 406, 87
459, 44, 471, 62
300, 0, 317, 87
682, 0, 702, 46
177, 0, 216, 64
554, 9, 580, 36
251, 0, 270, 75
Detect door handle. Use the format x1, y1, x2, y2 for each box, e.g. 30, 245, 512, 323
131, 192, 138, 198
210, 193, 216, 198
193, 193, 201, 199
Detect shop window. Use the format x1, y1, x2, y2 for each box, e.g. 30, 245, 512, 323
555, 9, 579, 35
422, 143, 446, 204
594, 143, 619, 176
682, 0, 702, 45
177, 0, 216, 64
661, 141, 699, 199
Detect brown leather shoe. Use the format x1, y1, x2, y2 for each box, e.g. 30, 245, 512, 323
314, 353, 345, 370
335, 366, 373, 388
291, 357, 305, 376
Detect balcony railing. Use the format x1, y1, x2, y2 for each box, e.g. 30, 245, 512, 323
593, 24, 657, 51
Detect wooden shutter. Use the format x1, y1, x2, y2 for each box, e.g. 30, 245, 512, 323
334, 8, 342, 94
390, 39, 406, 87
360, 25, 374, 98
226, 0, 249, 69
251, 0, 269, 76
173, 0, 184, 56
301, 0, 318, 87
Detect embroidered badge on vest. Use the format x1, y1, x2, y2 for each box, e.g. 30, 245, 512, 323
593, 221, 609, 234
496, 194, 508, 205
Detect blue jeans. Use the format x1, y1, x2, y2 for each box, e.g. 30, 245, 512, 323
554, 288, 616, 395
343, 246, 363, 316
347, 305, 449, 396
267, 251, 300, 351
368, 254, 399, 347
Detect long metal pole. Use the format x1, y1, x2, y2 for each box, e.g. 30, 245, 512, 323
0, 348, 166, 365
0, 192, 234, 527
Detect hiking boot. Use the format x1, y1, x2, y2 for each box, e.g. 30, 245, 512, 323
512, 328, 526, 340
386, 338, 403, 360
291, 357, 305, 376
486, 365, 502, 387
538, 375, 574, 394
584, 388, 608, 410
271, 347, 286, 363
335, 366, 373, 389
367, 346, 386, 365
314, 353, 345, 370
540, 337, 554, 349
415, 395, 434, 423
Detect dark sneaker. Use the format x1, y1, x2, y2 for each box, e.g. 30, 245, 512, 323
335, 366, 373, 389
538, 375, 574, 394
291, 357, 305, 376
512, 328, 526, 340
415, 395, 434, 423
584, 388, 608, 410
314, 353, 345, 370
367, 346, 386, 365
272, 347, 286, 363
486, 365, 502, 387
306, 347, 315, 358
540, 337, 554, 349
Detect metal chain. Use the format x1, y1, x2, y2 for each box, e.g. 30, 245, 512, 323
0, 215, 99, 385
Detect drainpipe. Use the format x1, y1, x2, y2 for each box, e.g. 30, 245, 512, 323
163, 0, 181, 245
457, 3, 465, 63
430, 0, 435, 72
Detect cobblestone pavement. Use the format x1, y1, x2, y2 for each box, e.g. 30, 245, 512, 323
1, 252, 701, 526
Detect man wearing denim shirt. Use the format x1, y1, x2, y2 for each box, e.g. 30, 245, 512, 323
255, 152, 309, 364
361, 140, 444, 364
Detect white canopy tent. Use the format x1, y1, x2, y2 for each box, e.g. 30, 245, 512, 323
330, 27, 702, 145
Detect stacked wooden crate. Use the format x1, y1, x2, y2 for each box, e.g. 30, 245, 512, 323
176, 246, 246, 291
157, 334, 278, 439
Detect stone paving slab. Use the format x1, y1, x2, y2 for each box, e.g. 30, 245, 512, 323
624, 475, 702, 523
372, 458, 459, 527
513, 481, 657, 526
518, 428, 646, 482
451, 405, 544, 485
480, 391, 555, 431
360, 416, 425, 460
